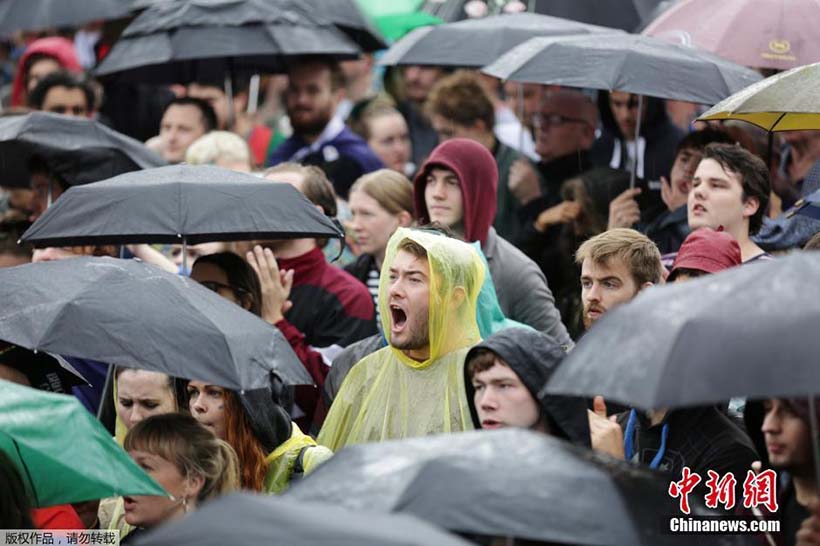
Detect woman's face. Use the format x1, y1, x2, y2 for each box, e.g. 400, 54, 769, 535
190, 262, 244, 308
348, 190, 403, 260
116, 370, 177, 431
367, 113, 411, 173
187, 381, 227, 440
124, 450, 189, 528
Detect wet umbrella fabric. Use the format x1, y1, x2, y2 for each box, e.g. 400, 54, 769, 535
482, 33, 762, 105
0, 0, 133, 34
95, 0, 360, 84
698, 62, 820, 132
305, 0, 386, 52
532, 0, 665, 32
134, 492, 473, 546
379, 12, 619, 68
0, 112, 166, 189
0, 379, 166, 507
287, 429, 727, 545
21, 164, 343, 248
0, 257, 313, 391
643, 0, 820, 71
0, 342, 89, 394
542, 251, 820, 410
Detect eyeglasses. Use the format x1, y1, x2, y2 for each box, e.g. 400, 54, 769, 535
198, 280, 249, 296
532, 113, 590, 129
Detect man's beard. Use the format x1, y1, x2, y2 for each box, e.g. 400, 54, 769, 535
391, 313, 430, 353
289, 108, 333, 139
582, 303, 605, 331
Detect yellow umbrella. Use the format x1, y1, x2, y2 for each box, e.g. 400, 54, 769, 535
698, 61, 820, 131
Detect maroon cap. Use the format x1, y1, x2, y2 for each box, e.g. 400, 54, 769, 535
671, 227, 742, 276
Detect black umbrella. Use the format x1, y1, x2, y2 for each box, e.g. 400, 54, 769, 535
542, 251, 820, 410
0, 257, 312, 391
0, 0, 133, 34
0, 341, 89, 394
20, 164, 343, 249
287, 429, 729, 545
134, 492, 473, 546
533, 0, 664, 32
306, 0, 387, 53
379, 12, 619, 68
0, 112, 166, 189
95, 0, 361, 84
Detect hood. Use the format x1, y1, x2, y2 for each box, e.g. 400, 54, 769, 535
11, 37, 82, 107
237, 375, 293, 453
464, 328, 591, 447
744, 397, 820, 471
596, 91, 671, 141
413, 138, 498, 245
380, 227, 484, 369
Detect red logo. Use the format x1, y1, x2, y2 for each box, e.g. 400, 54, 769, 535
668, 466, 702, 514
669, 468, 778, 513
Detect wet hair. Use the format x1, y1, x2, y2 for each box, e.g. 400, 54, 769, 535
264, 162, 338, 217
287, 56, 345, 91
349, 169, 414, 217
575, 228, 663, 286
222, 390, 268, 491
114, 367, 186, 411
0, 450, 34, 529
465, 348, 507, 380
349, 98, 403, 141
675, 127, 733, 157
397, 237, 428, 260
27, 70, 93, 111
124, 413, 240, 504
192, 252, 262, 316
162, 97, 217, 133
425, 70, 495, 131
701, 143, 770, 235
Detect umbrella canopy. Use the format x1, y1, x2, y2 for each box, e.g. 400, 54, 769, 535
0, 379, 166, 507
0, 257, 313, 391
380, 12, 619, 68
134, 492, 473, 546
698, 62, 820, 131
0, 112, 166, 189
305, 0, 386, 52
542, 251, 820, 410
643, 0, 820, 71
287, 429, 721, 545
532, 0, 665, 32
0, 0, 133, 34
96, 0, 361, 84
373, 12, 442, 42
20, 164, 343, 248
0, 341, 89, 394
482, 33, 762, 105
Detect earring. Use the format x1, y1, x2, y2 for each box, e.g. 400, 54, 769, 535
182, 496, 189, 513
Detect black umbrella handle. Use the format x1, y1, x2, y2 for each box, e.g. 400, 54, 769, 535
330, 218, 346, 263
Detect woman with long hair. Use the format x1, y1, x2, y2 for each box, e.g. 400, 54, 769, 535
121, 413, 239, 543
188, 252, 332, 493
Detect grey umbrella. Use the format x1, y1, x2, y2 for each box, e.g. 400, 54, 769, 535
20, 164, 343, 249
305, 0, 387, 52
482, 33, 762, 106
0, 257, 312, 391
0, 0, 132, 34
134, 492, 473, 546
287, 429, 730, 545
96, 0, 361, 84
380, 12, 619, 68
0, 112, 166, 189
542, 251, 820, 409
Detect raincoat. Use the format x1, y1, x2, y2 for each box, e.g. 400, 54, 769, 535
264, 423, 332, 494
317, 228, 485, 450
11, 37, 82, 107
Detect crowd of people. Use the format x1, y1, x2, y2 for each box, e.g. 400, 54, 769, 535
2, 5, 820, 546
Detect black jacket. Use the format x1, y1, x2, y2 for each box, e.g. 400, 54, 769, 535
464, 327, 590, 447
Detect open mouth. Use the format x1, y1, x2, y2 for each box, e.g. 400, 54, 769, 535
390, 305, 407, 331
692, 204, 707, 214
482, 420, 503, 429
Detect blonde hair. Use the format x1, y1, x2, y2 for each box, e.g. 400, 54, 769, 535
185, 131, 251, 169
349, 169, 414, 217
124, 413, 240, 503
575, 228, 663, 286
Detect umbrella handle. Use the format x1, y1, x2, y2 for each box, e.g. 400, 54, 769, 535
629, 94, 644, 190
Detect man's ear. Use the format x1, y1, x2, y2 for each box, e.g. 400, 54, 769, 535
742, 195, 760, 220
639, 281, 654, 292
449, 286, 467, 310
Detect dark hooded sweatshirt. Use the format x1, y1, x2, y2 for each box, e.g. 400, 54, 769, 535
413, 138, 572, 347
464, 327, 590, 447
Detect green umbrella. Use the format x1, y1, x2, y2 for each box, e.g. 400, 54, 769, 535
0, 379, 167, 507
375, 12, 443, 42
355, 0, 423, 19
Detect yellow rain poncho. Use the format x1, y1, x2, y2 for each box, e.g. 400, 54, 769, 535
318, 228, 485, 451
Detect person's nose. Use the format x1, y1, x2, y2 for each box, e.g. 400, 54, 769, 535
191, 396, 207, 415
584, 283, 601, 304
131, 405, 147, 425
430, 180, 447, 200
761, 411, 780, 435
479, 387, 499, 411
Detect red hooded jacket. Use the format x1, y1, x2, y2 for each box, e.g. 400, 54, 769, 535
413, 138, 498, 246
11, 37, 82, 107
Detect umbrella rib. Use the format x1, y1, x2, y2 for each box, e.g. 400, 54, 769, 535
770, 111, 788, 132
10, 436, 40, 506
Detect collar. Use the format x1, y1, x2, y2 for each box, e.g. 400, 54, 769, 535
277, 247, 325, 277
290, 116, 346, 162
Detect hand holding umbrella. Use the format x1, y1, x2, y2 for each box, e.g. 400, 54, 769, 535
246, 246, 294, 326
